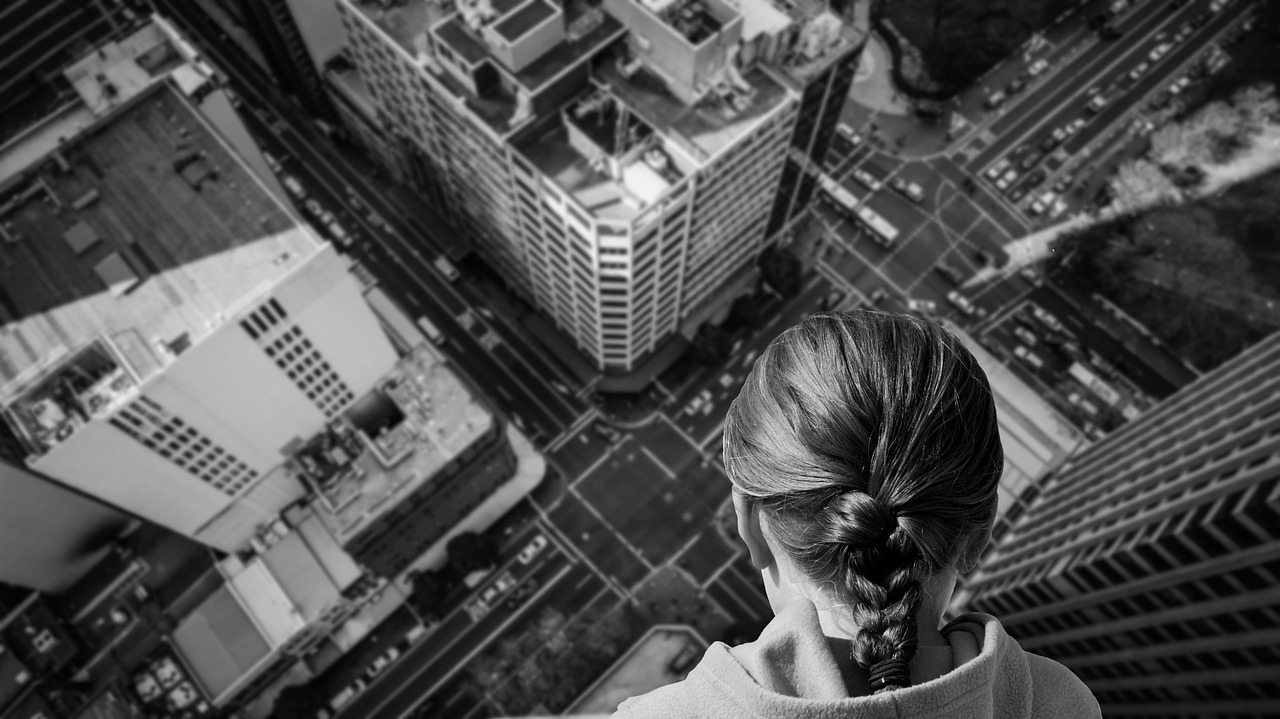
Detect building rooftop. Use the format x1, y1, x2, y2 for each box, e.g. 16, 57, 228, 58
350, 0, 624, 134
296, 344, 495, 542
0, 80, 321, 459
570, 625, 707, 714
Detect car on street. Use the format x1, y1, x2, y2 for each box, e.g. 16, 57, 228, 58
366, 647, 401, 679
1048, 197, 1069, 218
686, 389, 713, 416
1019, 266, 1041, 284
718, 372, 736, 389
1005, 75, 1028, 95
1130, 117, 1154, 135
331, 679, 367, 710
984, 158, 1011, 181
518, 535, 549, 565
1175, 23, 1194, 43
741, 349, 759, 368
506, 578, 540, 609
946, 291, 978, 316
984, 91, 1007, 110
1040, 135, 1060, 153
1168, 76, 1192, 94
1029, 191, 1057, 216
1027, 58, 1049, 77
434, 256, 460, 282
1014, 345, 1045, 369
495, 570, 518, 592
1068, 392, 1101, 417
906, 298, 938, 315
933, 261, 966, 286
1086, 93, 1108, 114
996, 169, 1019, 191
852, 168, 881, 191
1128, 61, 1150, 81
304, 198, 323, 216
1052, 175, 1074, 194
1148, 43, 1173, 61
550, 380, 571, 395
890, 177, 925, 203
327, 221, 354, 247
1014, 326, 1038, 346
837, 123, 863, 146
262, 152, 280, 172
868, 287, 888, 304
1065, 118, 1087, 137
593, 422, 622, 443
1029, 304, 1067, 334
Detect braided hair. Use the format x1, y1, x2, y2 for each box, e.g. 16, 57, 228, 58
723, 310, 1002, 694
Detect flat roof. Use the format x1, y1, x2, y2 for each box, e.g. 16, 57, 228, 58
172, 585, 271, 700
259, 532, 341, 623
571, 626, 706, 714
493, 0, 558, 43
352, 0, 623, 132
305, 344, 495, 542
0, 81, 320, 397
598, 60, 793, 162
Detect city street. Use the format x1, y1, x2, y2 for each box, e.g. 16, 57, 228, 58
156, 1, 1243, 716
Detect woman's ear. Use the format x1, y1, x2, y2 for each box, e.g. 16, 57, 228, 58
733, 491, 774, 571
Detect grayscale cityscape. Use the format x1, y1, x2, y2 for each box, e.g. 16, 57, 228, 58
0, 0, 1277, 717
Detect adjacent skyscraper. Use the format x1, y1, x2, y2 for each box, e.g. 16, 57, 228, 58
963, 333, 1280, 717
336, 0, 870, 372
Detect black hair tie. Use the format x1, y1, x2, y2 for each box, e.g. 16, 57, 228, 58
868, 657, 911, 691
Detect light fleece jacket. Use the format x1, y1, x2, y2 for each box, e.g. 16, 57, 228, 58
614, 599, 1101, 719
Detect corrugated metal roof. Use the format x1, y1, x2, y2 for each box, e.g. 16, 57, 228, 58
172, 585, 270, 700
260, 532, 339, 623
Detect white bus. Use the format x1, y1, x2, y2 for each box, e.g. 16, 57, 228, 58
364, 287, 431, 352
1069, 362, 1122, 407
818, 173, 899, 247
856, 205, 900, 247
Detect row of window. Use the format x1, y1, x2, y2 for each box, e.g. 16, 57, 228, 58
111, 396, 257, 495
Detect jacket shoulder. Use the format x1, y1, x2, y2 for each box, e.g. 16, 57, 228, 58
1024, 652, 1102, 719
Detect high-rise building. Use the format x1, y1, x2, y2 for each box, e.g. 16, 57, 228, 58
203, 0, 342, 119
336, 0, 870, 372
962, 333, 1280, 717
0, 23, 397, 553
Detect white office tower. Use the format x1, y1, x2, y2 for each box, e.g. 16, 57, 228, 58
0, 23, 397, 552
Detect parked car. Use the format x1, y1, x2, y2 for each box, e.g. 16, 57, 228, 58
1018, 151, 1042, 171
1014, 326, 1038, 346
1129, 61, 1150, 81
984, 158, 1011, 181
1149, 43, 1173, 61
836, 123, 863, 146
593, 422, 622, 443
906, 298, 938, 314
890, 177, 925, 203
984, 91, 1007, 110
1086, 93, 1107, 114
518, 535, 549, 565
1009, 185, 1030, 203
868, 287, 888, 304
1029, 304, 1067, 334
506, 578, 540, 609
1014, 345, 1045, 369
366, 647, 401, 679
997, 169, 1019, 191
1005, 75, 1028, 95
1068, 392, 1101, 416
686, 389, 713, 416
852, 168, 881, 191
946, 291, 978, 316
1168, 76, 1192, 94
1028, 58, 1050, 76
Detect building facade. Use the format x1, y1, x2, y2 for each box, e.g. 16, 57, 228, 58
0, 23, 397, 553
336, 0, 870, 372
963, 333, 1280, 717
